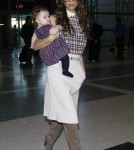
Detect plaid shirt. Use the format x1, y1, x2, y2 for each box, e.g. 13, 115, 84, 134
61, 15, 87, 55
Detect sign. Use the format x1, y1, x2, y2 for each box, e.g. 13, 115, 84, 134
16, 4, 24, 9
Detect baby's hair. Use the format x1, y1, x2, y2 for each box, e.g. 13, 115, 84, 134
31, 5, 48, 28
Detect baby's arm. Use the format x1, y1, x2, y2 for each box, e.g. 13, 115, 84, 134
49, 25, 62, 35
50, 15, 56, 26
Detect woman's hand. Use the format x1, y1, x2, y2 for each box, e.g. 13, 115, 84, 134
48, 32, 59, 41
80, 56, 86, 76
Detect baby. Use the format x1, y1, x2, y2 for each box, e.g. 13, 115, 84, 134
31, 6, 73, 78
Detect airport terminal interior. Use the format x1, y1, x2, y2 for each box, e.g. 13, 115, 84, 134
0, 0, 134, 150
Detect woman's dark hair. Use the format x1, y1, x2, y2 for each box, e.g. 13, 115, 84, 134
55, 0, 90, 36
31, 5, 48, 29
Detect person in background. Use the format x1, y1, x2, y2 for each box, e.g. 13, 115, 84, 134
114, 17, 126, 60
31, 6, 73, 78
87, 17, 103, 62
11, 25, 19, 48
19, 16, 34, 65
32, 0, 90, 149
128, 22, 134, 49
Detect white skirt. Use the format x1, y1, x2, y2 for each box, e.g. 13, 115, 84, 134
44, 54, 86, 124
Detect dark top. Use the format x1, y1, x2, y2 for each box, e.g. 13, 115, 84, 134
114, 23, 126, 37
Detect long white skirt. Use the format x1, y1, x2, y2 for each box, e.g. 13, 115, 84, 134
44, 54, 86, 124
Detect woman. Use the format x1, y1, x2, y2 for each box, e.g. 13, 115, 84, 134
31, 6, 73, 78
32, 0, 90, 149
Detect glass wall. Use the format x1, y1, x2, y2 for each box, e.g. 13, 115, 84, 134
0, 16, 8, 49
87, 0, 134, 47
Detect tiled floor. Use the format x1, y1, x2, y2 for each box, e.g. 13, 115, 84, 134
0, 48, 134, 150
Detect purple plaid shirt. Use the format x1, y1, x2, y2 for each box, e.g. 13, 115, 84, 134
35, 24, 70, 66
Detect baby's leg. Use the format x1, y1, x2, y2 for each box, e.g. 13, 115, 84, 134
60, 55, 73, 78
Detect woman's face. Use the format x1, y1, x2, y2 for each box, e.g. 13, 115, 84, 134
63, 0, 78, 12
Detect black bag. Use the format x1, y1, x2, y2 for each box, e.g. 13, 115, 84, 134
97, 24, 103, 36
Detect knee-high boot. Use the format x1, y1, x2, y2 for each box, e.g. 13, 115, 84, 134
63, 124, 82, 150
44, 121, 63, 150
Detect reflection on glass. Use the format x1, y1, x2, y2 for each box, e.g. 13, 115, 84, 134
0, 16, 8, 48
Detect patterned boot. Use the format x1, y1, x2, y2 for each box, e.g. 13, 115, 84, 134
44, 121, 63, 150
63, 123, 82, 150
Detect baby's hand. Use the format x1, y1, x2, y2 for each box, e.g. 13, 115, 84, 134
59, 25, 62, 30
50, 25, 62, 35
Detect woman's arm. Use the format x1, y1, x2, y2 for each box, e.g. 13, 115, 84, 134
49, 25, 62, 35
32, 34, 59, 50
31, 33, 36, 49
80, 55, 86, 75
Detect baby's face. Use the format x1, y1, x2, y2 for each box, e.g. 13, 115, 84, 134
36, 10, 50, 27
